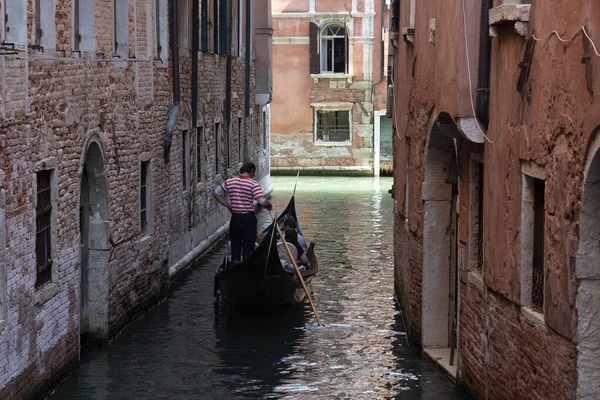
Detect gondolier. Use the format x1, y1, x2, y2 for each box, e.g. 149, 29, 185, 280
213, 162, 272, 263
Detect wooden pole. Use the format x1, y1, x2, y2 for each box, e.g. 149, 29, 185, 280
270, 211, 322, 326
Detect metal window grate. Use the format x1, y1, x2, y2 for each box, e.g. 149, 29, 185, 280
35, 0, 42, 46
238, 117, 243, 163
140, 162, 149, 233
155, 0, 161, 55
182, 130, 188, 189
36, 170, 52, 287
316, 110, 350, 142
532, 178, 545, 311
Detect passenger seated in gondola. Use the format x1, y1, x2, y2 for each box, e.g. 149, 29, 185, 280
282, 228, 310, 266
283, 219, 308, 253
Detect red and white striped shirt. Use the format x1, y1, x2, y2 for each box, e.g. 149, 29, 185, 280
215, 175, 266, 214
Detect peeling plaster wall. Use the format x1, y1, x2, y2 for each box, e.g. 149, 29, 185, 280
391, 0, 594, 398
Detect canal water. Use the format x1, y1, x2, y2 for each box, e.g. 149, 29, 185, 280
49, 176, 464, 399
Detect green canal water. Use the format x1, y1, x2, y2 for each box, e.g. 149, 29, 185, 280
48, 176, 465, 399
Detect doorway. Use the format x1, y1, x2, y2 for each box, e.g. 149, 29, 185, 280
80, 141, 110, 342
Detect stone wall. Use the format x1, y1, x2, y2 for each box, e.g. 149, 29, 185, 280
0, 0, 269, 398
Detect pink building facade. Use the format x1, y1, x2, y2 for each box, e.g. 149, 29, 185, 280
391, 0, 600, 398
270, 0, 389, 175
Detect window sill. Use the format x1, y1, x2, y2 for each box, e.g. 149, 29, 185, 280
489, 4, 530, 38
314, 140, 352, 147
35, 282, 59, 306
139, 233, 153, 243
196, 182, 206, 193
522, 306, 545, 325
311, 73, 353, 83
402, 27, 415, 44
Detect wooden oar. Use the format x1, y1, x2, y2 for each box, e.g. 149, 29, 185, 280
270, 210, 322, 326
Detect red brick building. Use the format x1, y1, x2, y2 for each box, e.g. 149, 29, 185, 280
390, 0, 600, 398
270, 0, 390, 175
0, 0, 272, 398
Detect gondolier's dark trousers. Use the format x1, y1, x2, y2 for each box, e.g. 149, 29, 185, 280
230, 212, 257, 262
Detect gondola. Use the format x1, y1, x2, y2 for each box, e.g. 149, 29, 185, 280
214, 196, 318, 311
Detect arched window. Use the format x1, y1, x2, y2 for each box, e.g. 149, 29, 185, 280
320, 23, 346, 73
309, 21, 348, 75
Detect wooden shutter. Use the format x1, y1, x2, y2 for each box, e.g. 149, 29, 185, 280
517, 37, 535, 93
309, 22, 320, 74
345, 21, 349, 74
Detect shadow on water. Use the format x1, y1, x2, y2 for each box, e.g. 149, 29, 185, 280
49, 177, 468, 399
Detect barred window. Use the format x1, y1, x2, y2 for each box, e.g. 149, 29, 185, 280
36, 170, 53, 287
215, 122, 221, 174
197, 126, 203, 183
140, 162, 149, 233
182, 130, 189, 189
532, 178, 545, 311
316, 110, 350, 142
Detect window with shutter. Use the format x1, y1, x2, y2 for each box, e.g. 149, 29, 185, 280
218, 0, 228, 54
201, 0, 209, 51
320, 23, 346, 74
213, 0, 219, 53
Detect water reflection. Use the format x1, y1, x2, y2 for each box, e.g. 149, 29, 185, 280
49, 177, 464, 399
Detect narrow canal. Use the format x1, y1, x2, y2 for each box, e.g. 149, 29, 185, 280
49, 176, 464, 399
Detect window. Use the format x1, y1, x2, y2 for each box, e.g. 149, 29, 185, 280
262, 111, 267, 149
74, 0, 94, 51
225, 123, 231, 168
238, 117, 243, 163
114, 0, 129, 57
469, 160, 484, 273
316, 110, 350, 142
215, 123, 221, 174
140, 162, 151, 234
3, 0, 26, 44
213, 0, 219, 52
218, 0, 229, 54
33, 0, 56, 50
196, 126, 203, 183
521, 171, 545, 313
155, 0, 167, 58
201, 0, 209, 51
309, 22, 348, 74
178, 0, 190, 49
182, 130, 189, 189
36, 170, 53, 287
477, 163, 484, 271
237, 0, 242, 57
320, 24, 346, 73
531, 178, 545, 310
34, 0, 41, 46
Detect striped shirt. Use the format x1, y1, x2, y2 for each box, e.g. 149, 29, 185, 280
215, 175, 266, 214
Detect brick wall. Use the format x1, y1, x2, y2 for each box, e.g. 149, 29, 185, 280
0, 0, 269, 398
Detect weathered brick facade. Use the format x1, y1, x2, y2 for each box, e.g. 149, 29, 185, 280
0, 0, 271, 398
270, 0, 388, 174
390, 0, 598, 398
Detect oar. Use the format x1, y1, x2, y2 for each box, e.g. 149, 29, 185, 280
270, 210, 322, 326
292, 171, 300, 198
263, 212, 278, 275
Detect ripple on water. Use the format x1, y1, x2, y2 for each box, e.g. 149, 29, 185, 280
49, 177, 464, 400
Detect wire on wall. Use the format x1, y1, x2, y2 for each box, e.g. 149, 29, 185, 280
461, 0, 496, 144
533, 26, 600, 58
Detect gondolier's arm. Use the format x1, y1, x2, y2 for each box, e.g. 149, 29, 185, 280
213, 192, 233, 212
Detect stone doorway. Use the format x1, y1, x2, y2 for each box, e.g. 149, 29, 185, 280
80, 141, 110, 342
422, 122, 459, 351
577, 130, 600, 398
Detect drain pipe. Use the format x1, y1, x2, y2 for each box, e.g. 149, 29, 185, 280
370, 0, 387, 111
475, 0, 492, 128
244, 0, 251, 117
191, 0, 199, 129
163, 0, 181, 163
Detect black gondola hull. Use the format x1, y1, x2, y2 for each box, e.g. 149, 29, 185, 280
215, 197, 318, 311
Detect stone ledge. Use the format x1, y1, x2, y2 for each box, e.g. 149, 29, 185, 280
489, 4, 531, 38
